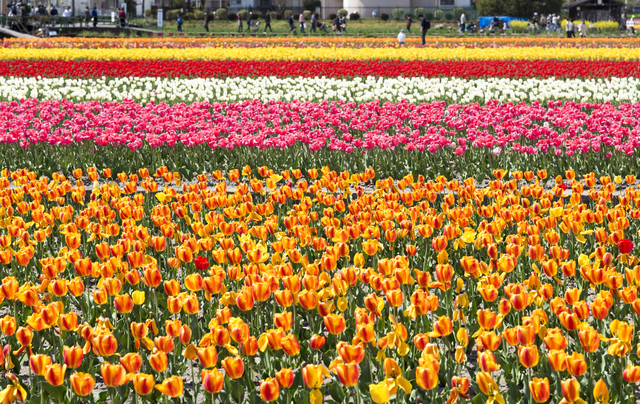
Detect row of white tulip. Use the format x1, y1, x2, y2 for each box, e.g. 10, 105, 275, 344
0, 76, 636, 104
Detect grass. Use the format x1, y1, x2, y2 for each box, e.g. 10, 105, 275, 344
68, 17, 638, 38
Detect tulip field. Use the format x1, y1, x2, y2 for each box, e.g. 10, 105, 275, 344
1, 36, 640, 404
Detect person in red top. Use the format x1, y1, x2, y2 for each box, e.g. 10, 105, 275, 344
118, 7, 126, 28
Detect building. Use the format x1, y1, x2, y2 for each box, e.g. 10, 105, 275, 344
321, 0, 472, 19
564, 0, 623, 23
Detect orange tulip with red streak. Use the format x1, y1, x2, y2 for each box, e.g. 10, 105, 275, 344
518, 345, 539, 368
338, 342, 364, 364
276, 368, 294, 389
529, 377, 550, 403
429, 316, 453, 338
154, 336, 175, 354
310, 335, 325, 350
29, 354, 52, 376
260, 378, 280, 402
578, 327, 599, 353
479, 351, 500, 372
324, 313, 346, 335
120, 352, 143, 373
155, 376, 183, 397
92, 332, 118, 357
196, 347, 218, 368
416, 365, 438, 390
560, 378, 583, 404
201, 369, 224, 393
335, 363, 360, 388
222, 356, 244, 379
63, 345, 83, 369
132, 373, 155, 395
44, 364, 66, 386
623, 365, 640, 383
282, 334, 300, 356
101, 362, 129, 387
70, 372, 95, 396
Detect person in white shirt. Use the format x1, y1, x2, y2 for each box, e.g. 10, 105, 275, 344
397, 28, 406, 44
62, 7, 71, 17
629, 17, 635, 35
458, 12, 466, 33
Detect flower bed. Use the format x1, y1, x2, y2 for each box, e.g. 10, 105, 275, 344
4, 59, 640, 78
0, 166, 637, 404
1, 99, 639, 178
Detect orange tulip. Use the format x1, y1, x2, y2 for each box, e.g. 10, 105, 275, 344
29, 354, 52, 376
196, 347, 218, 369
335, 363, 360, 387
101, 362, 129, 387
120, 352, 143, 374
547, 350, 567, 372
44, 364, 66, 386
154, 336, 175, 354
201, 369, 224, 393
310, 335, 326, 350
338, 343, 365, 364
518, 345, 539, 368
282, 334, 301, 356
529, 377, 550, 403
155, 376, 183, 398
276, 368, 294, 389
114, 294, 134, 314
260, 378, 280, 402
623, 365, 640, 383
149, 350, 168, 373
415, 365, 438, 390
70, 372, 95, 396
578, 327, 600, 353
324, 313, 346, 335
560, 378, 582, 403
479, 351, 500, 372
63, 345, 84, 369
132, 374, 156, 396
91, 332, 118, 357
221, 356, 244, 379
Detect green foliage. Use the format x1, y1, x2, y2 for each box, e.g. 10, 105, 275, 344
414, 7, 425, 17
380, 12, 389, 21
194, 10, 204, 20
391, 8, 405, 20
426, 11, 434, 19
215, 8, 226, 20
171, 0, 182, 9
270, 11, 277, 20
166, 9, 179, 20
303, 0, 321, 10
284, 10, 293, 20
227, 12, 236, 20
237, 9, 249, 19
337, 8, 348, 16
302, 10, 311, 20
477, 0, 564, 17
250, 11, 261, 19
434, 9, 444, 19
349, 12, 359, 20
445, 12, 453, 20
453, 7, 464, 19
144, 8, 153, 17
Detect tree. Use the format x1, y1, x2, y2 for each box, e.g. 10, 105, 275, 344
477, 0, 564, 17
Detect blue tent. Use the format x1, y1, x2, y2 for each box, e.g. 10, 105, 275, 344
478, 16, 529, 29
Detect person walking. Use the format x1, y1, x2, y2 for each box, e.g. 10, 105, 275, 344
288, 13, 295, 33
299, 12, 305, 33
579, 19, 587, 37
118, 7, 126, 27
419, 14, 429, 45
566, 19, 575, 38
203, 10, 212, 32
397, 28, 406, 44
629, 17, 635, 35
237, 13, 243, 32
264, 11, 272, 33
246, 13, 252, 32
405, 14, 412, 32
310, 12, 317, 33
458, 12, 466, 33
177, 13, 183, 32
91, 6, 97, 27
333, 14, 339, 33
84, 6, 90, 27
540, 14, 546, 31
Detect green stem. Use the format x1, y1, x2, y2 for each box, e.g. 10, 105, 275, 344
109, 387, 117, 404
